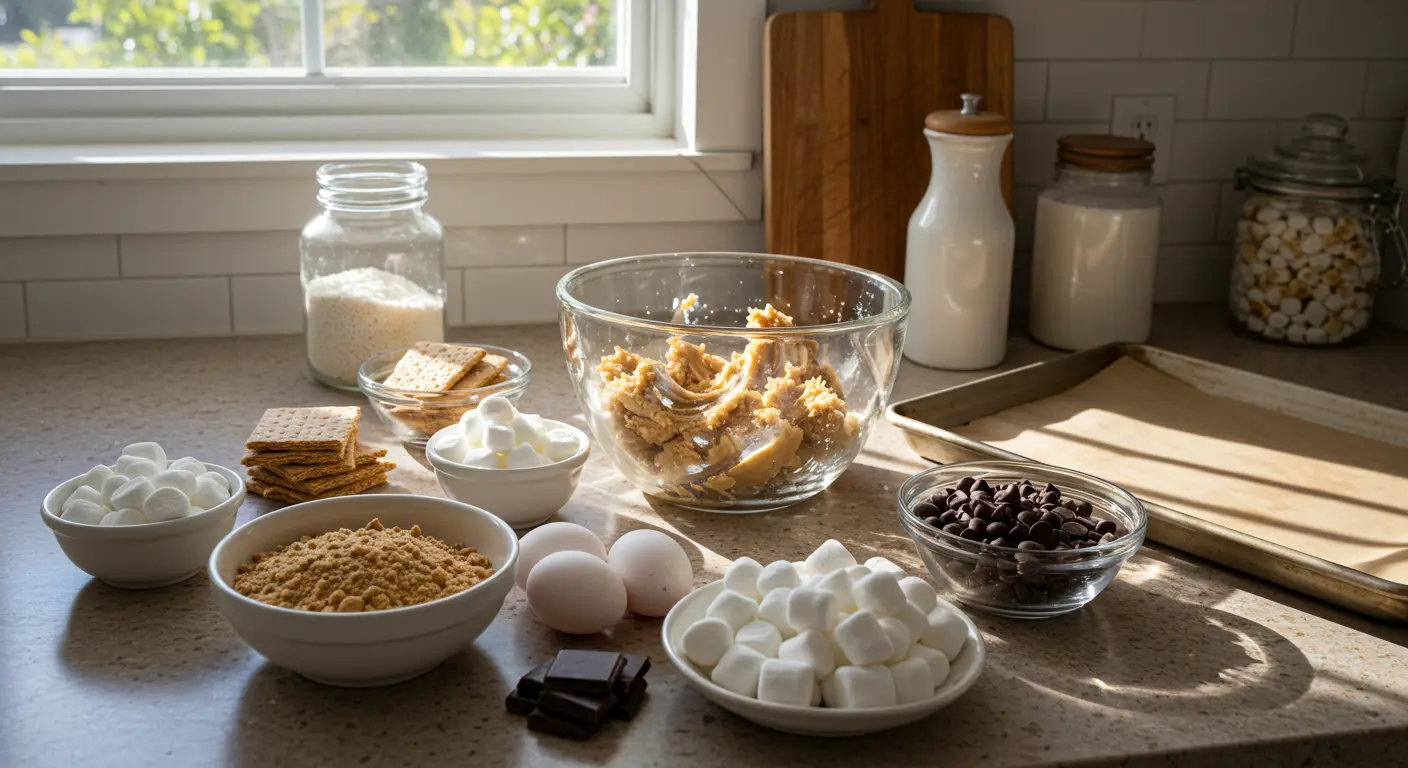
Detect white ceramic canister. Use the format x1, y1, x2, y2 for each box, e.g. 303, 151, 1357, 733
1029, 135, 1162, 351
904, 94, 1015, 370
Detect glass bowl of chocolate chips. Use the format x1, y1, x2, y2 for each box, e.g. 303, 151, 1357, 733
898, 461, 1147, 619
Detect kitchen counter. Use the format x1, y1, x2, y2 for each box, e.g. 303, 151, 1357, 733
2, 304, 1406, 767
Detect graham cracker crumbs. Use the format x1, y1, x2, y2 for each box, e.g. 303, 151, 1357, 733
233, 518, 493, 612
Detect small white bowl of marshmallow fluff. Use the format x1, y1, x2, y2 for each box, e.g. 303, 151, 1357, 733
40, 441, 246, 589
426, 395, 589, 529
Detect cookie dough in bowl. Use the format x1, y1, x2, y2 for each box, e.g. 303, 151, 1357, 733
558, 252, 910, 512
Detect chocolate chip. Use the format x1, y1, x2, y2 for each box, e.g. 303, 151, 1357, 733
1055, 506, 1077, 522
971, 491, 993, 504
1062, 521, 1089, 537
946, 491, 969, 510
1072, 499, 1093, 516
1060, 499, 1081, 511
914, 501, 944, 518
972, 500, 995, 519
1055, 529, 1071, 544
943, 523, 964, 536
1010, 521, 1031, 540
968, 517, 987, 533
959, 528, 982, 541
993, 504, 1015, 524
938, 510, 959, 526
1017, 540, 1045, 551
1029, 520, 1055, 547
973, 478, 992, 494
1020, 498, 1039, 511
956, 477, 976, 493
1017, 509, 1041, 525
995, 486, 1021, 504
923, 515, 941, 527
958, 513, 973, 523
1040, 510, 1064, 527
1096, 520, 1118, 535
1042, 482, 1060, 498
985, 521, 1010, 539
1074, 516, 1097, 530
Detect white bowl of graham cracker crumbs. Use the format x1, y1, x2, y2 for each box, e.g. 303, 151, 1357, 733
207, 493, 518, 687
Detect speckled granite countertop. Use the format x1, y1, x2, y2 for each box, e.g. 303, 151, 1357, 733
2, 304, 1406, 767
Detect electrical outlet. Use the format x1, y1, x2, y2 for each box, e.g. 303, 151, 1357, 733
1112, 96, 1175, 183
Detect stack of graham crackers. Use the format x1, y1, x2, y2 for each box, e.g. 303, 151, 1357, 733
385, 342, 510, 434
242, 406, 395, 504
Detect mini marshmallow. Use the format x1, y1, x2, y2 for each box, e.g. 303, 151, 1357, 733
542, 430, 581, 463
778, 629, 836, 678
117, 457, 161, 480
816, 569, 858, 612
757, 659, 815, 706
863, 556, 906, 577
78, 464, 114, 491
705, 589, 759, 631
833, 665, 897, 709
483, 422, 516, 454
888, 656, 936, 704
805, 539, 857, 575
905, 643, 951, 687
477, 395, 517, 424
152, 469, 198, 497
786, 587, 837, 634
503, 443, 546, 469
756, 561, 802, 595
197, 470, 231, 492
109, 477, 155, 512
723, 557, 765, 600
121, 442, 167, 468
710, 644, 767, 697
922, 607, 968, 661
463, 447, 501, 469
190, 476, 231, 510
894, 602, 930, 643
100, 475, 128, 506
735, 620, 782, 658
1313, 216, 1334, 235
878, 616, 913, 664
854, 571, 907, 617
832, 610, 894, 666
757, 587, 796, 638
63, 485, 106, 515
681, 617, 734, 667
898, 576, 939, 614
510, 415, 546, 451
101, 508, 148, 526
144, 486, 192, 523
62, 499, 109, 525
168, 457, 206, 476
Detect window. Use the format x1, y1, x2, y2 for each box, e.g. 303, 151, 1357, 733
0, 0, 673, 144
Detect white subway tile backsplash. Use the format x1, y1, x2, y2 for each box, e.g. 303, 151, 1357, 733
1170, 121, 1277, 181
445, 226, 565, 268
1013, 62, 1048, 122
566, 221, 764, 265
121, 231, 299, 277
27, 278, 231, 339
0, 236, 118, 281
232, 275, 303, 335
1215, 182, 1245, 243
1208, 62, 1367, 120
1159, 184, 1220, 244
1154, 245, 1232, 302
1013, 123, 1108, 185
447, 268, 465, 326
1142, 0, 1295, 60
1293, 0, 1408, 59
0, 284, 24, 339
1047, 62, 1210, 121
1365, 63, 1408, 120
462, 266, 574, 325
962, 0, 1144, 60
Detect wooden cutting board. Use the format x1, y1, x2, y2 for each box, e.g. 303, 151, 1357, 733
764, 0, 1014, 281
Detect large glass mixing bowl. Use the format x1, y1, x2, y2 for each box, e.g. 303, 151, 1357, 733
557, 252, 910, 513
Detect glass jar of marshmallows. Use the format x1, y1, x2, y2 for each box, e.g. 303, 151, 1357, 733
1229, 114, 1405, 346
300, 162, 446, 389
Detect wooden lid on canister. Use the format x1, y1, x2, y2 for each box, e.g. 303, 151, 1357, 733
925, 93, 1013, 136
1057, 134, 1156, 172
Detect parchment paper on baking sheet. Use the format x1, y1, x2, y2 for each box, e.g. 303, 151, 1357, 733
955, 358, 1408, 585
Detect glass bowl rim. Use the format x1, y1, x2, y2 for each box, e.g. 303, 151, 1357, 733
357, 343, 532, 402
897, 460, 1149, 560
555, 251, 912, 337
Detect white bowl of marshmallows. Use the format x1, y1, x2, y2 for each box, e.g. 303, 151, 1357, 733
426, 395, 589, 529
40, 441, 246, 589
663, 540, 985, 737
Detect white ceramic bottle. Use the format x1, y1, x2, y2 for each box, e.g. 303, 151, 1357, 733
904, 94, 1015, 370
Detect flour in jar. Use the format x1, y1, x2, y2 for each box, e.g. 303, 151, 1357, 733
305, 267, 444, 385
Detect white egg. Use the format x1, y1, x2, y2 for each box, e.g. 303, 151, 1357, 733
607, 529, 694, 617
526, 550, 627, 635
515, 521, 608, 589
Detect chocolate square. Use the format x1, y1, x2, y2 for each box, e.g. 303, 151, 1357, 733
537, 689, 618, 724
612, 654, 651, 697
544, 650, 624, 696
611, 680, 648, 721
505, 691, 537, 716
516, 659, 553, 699
527, 708, 601, 741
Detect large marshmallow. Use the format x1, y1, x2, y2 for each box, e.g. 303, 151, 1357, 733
777, 629, 836, 678
510, 414, 546, 451
844, 564, 873, 585
543, 430, 582, 463
100, 475, 128, 506
854, 571, 908, 617
705, 589, 759, 631
62, 499, 109, 525
786, 587, 837, 634
832, 610, 894, 666
458, 409, 487, 445
118, 457, 161, 481
864, 556, 906, 577
820, 673, 839, 707
78, 464, 114, 492
710, 644, 767, 697
723, 557, 764, 600
110, 477, 155, 512
816, 569, 858, 613
62, 486, 106, 515
888, 656, 936, 704
893, 602, 930, 644
144, 486, 192, 523
757, 659, 816, 706
757, 587, 796, 639
833, 665, 898, 709
197, 470, 230, 492
503, 443, 546, 469
100, 508, 148, 526
922, 606, 968, 661
152, 469, 198, 498
757, 560, 802, 596
168, 457, 207, 476
898, 576, 939, 614
477, 395, 518, 424
735, 620, 782, 658
805, 539, 857, 576
190, 476, 231, 510
906, 643, 951, 688
483, 422, 516, 454
681, 617, 734, 667
878, 617, 913, 664
120, 442, 167, 468
463, 447, 500, 469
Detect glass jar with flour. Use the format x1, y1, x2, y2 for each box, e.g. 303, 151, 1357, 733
1029, 135, 1162, 351
300, 162, 446, 389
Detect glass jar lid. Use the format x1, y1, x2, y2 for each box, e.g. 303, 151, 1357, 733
1240, 113, 1394, 201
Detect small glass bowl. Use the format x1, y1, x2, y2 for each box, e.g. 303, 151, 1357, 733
357, 344, 531, 447
898, 461, 1147, 619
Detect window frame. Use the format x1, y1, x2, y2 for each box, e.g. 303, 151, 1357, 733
0, 0, 674, 144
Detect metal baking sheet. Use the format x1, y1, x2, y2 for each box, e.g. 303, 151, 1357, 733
885, 343, 1408, 622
